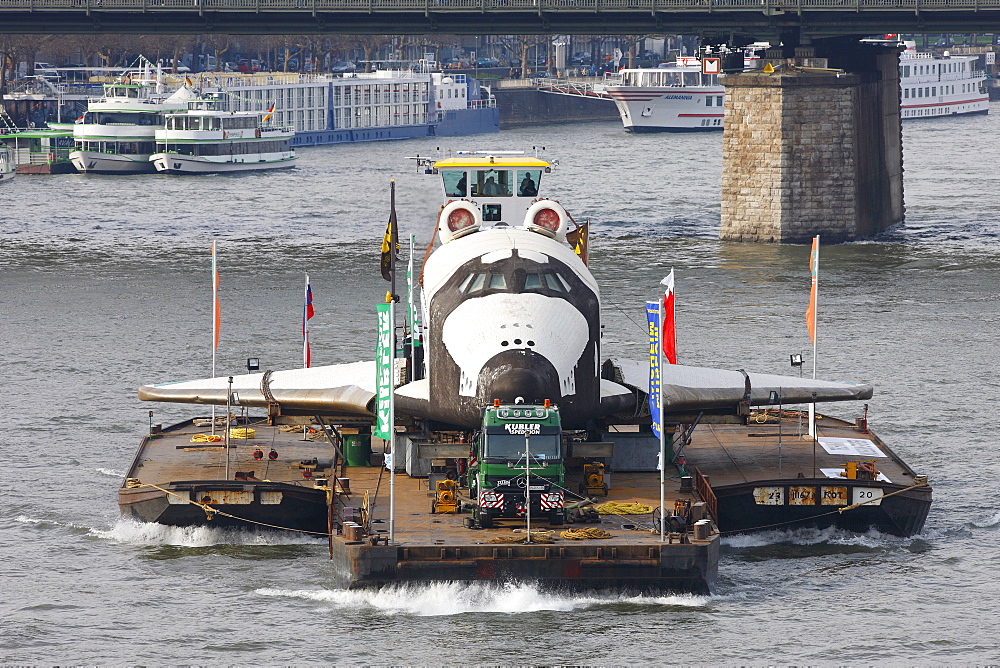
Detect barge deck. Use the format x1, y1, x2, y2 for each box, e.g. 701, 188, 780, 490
120, 416, 720, 593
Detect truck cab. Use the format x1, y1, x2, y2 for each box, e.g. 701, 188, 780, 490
468, 402, 566, 528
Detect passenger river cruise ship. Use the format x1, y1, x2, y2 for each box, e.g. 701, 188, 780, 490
606, 45, 988, 132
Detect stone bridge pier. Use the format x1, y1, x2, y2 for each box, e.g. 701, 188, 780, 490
720, 42, 904, 243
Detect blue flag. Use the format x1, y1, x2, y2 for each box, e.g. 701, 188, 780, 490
646, 301, 661, 439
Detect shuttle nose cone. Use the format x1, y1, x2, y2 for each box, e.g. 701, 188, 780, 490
478, 350, 559, 406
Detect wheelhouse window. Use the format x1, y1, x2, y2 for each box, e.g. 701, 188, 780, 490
517, 170, 540, 197
442, 169, 467, 197
473, 169, 512, 197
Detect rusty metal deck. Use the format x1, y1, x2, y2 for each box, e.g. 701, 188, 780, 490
682, 411, 921, 487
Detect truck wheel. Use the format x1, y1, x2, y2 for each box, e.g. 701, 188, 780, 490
431, 501, 437, 514
479, 513, 493, 529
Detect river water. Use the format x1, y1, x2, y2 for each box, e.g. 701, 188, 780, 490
2, 115, 999, 664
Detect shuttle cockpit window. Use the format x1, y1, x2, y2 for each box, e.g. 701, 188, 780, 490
473, 169, 512, 197
460, 272, 508, 294
517, 170, 540, 197
523, 272, 570, 293
442, 170, 468, 197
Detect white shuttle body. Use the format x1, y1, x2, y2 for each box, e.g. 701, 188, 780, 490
138, 152, 872, 430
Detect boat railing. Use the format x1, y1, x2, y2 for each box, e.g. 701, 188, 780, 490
467, 98, 497, 109
693, 466, 719, 523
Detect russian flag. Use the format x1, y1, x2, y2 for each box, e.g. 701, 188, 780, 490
303, 275, 314, 368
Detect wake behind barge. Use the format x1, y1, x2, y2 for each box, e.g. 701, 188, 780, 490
120, 416, 720, 593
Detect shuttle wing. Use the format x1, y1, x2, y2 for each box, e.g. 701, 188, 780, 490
138, 361, 379, 416
607, 359, 873, 414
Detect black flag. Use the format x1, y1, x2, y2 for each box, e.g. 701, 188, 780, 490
380, 180, 399, 284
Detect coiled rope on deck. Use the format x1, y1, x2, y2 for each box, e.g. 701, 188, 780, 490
189, 434, 223, 443
594, 501, 653, 515
560, 528, 613, 540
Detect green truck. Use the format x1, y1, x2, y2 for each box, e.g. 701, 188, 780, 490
467, 402, 567, 529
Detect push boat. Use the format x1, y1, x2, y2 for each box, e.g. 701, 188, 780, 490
150, 91, 297, 174
70, 65, 197, 174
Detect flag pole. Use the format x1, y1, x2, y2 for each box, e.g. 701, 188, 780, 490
211, 241, 220, 436
386, 180, 399, 544
658, 294, 666, 544
807, 235, 819, 439
388, 296, 396, 544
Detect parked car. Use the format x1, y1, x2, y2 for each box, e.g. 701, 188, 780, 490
236, 59, 260, 73
331, 61, 356, 73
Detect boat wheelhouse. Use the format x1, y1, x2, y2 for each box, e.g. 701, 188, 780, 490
428, 151, 557, 234
150, 92, 296, 174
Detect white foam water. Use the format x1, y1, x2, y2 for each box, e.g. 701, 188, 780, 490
88, 517, 325, 547
255, 581, 710, 616
96, 468, 125, 478
722, 525, 910, 549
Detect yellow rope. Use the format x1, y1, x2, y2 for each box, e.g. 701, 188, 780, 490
486, 533, 555, 544
560, 528, 613, 540
189, 434, 223, 443
594, 501, 653, 515
229, 428, 256, 439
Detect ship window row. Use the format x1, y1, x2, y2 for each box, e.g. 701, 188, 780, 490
900, 62, 968, 78
333, 105, 426, 129
705, 95, 724, 107
76, 140, 155, 154
332, 83, 430, 107
903, 83, 978, 99
459, 271, 570, 295
158, 139, 290, 156
84, 111, 163, 126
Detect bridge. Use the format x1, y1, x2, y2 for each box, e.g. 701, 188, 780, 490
3, 0, 1000, 36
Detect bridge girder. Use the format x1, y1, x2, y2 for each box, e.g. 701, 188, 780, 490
3, 6, 1000, 37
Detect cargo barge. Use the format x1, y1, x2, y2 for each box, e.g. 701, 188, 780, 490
121, 413, 720, 593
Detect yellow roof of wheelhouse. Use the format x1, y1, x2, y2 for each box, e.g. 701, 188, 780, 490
433, 155, 551, 169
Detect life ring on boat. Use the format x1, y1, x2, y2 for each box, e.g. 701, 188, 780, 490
523, 199, 569, 242
255, 128, 261, 138
437, 200, 482, 244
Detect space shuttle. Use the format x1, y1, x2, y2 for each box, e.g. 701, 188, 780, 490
138, 151, 871, 430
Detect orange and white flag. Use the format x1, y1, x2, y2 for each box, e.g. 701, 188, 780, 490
805, 236, 819, 345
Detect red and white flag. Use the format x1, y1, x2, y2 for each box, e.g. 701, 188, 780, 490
302, 274, 314, 368
660, 269, 677, 364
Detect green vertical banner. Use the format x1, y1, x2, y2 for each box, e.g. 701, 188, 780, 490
375, 302, 393, 440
